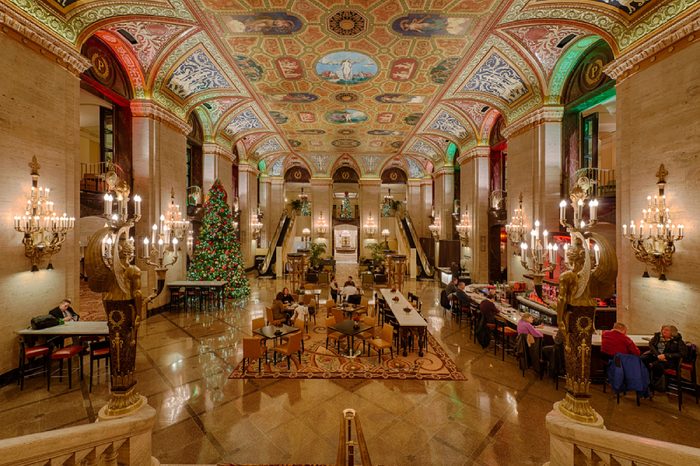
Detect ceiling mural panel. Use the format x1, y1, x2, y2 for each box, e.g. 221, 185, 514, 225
204, 97, 244, 125
463, 52, 529, 104
408, 139, 439, 159
407, 157, 426, 178
104, 21, 187, 74
253, 136, 284, 157
224, 108, 265, 137
166, 49, 230, 99
427, 109, 470, 140
269, 157, 285, 176
448, 100, 491, 130
504, 25, 586, 78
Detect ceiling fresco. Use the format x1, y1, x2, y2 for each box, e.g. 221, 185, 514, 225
12, 0, 696, 176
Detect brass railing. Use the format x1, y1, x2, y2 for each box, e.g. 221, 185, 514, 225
573, 167, 616, 198
0, 405, 157, 466
337, 409, 372, 466
80, 162, 123, 193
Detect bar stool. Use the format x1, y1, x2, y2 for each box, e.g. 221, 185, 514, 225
17, 342, 50, 390
495, 318, 518, 361
169, 287, 186, 312
49, 344, 84, 390
89, 340, 111, 392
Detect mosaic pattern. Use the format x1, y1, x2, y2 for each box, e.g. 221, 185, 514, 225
450, 100, 490, 129
224, 109, 264, 136
167, 49, 230, 99
464, 53, 528, 104
205, 97, 243, 125
327, 10, 367, 36
407, 158, 425, 178
269, 157, 284, 176
506, 25, 583, 77
241, 132, 268, 151
359, 155, 382, 174
106, 22, 186, 72
409, 140, 438, 159
308, 154, 333, 173
232, 55, 263, 82
429, 110, 469, 139
254, 137, 283, 156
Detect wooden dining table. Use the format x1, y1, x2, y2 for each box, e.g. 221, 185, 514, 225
380, 288, 428, 356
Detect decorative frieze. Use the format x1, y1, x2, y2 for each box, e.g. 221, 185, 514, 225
456, 146, 490, 165
130, 100, 191, 135
0, 3, 89, 77
502, 106, 564, 139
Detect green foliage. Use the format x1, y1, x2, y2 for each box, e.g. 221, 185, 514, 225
308, 241, 327, 270
340, 196, 352, 219
289, 199, 303, 212
187, 180, 250, 299
365, 241, 386, 265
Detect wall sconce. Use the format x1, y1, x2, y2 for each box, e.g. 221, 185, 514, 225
622, 164, 684, 280
364, 212, 377, 237
316, 211, 328, 236
301, 227, 311, 249
14, 156, 76, 271
141, 189, 189, 271
428, 215, 441, 241
505, 192, 527, 252
455, 210, 470, 247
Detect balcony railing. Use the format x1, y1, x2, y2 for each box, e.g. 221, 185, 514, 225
80, 162, 123, 193
0, 405, 157, 466
573, 167, 616, 198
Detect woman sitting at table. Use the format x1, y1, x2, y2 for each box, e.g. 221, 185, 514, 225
330, 276, 339, 303
517, 313, 544, 340
276, 287, 295, 305
642, 324, 686, 391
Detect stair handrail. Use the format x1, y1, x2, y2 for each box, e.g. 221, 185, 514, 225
259, 208, 296, 275
396, 205, 434, 277
337, 409, 372, 466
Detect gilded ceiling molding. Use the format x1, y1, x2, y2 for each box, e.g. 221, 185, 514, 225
456, 146, 490, 165
0, 3, 90, 77
238, 161, 260, 175
202, 143, 233, 162
130, 99, 191, 135
604, 5, 700, 82
502, 105, 564, 139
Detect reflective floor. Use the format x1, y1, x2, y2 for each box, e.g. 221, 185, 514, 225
2, 273, 700, 465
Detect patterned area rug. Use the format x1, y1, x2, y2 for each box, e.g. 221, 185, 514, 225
229, 325, 466, 381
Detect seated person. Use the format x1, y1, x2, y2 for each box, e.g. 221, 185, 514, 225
445, 277, 459, 298
517, 313, 544, 339
329, 276, 339, 302
344, 276, 356, 287
341, 283, 360, 304
271, 300, 287, 325
601, 322, 640, 361
454, 281, 470, 307
49, 299, 79, 322
479, 293, 499, 325
275, 287, 295, 305
642, 324, 687, 390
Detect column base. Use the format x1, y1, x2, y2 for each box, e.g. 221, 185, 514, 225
556, 396, 604, 427
98, 388, 147, 420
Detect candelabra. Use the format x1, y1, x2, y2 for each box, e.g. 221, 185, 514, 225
251, 212, 263, 240
141, 189, 189, 274
455, 210, 470, 247
14, 156, 75, 271
622, 164, 684, 280
428, 214, 441, 241
364, 212, 377, 237
505, 193, 527, 252
519, 220, 556, 299
559, 177, 598, 232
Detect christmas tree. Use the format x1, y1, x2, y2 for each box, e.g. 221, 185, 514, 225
188, 180, 250, 299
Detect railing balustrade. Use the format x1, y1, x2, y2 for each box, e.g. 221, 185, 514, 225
573, 167, 616, 198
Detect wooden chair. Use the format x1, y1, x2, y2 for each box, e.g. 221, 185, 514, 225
17, 342, 50, 390
664, 343, 698, 411
274, 331, 303, 370
301, 294, 316, 326
368, 323, 394, 363
242, 337, 265, 374
88, 339, 110, 392
355, 316, 377, 355
325, 317, 341, 352
331, 308, 345, 327
290, 318, 306, 351
264, 307, 274, 326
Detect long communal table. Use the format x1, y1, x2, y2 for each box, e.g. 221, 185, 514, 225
167, 280, 227, 311
380, 288, 428, 356
16, 321, 109, 338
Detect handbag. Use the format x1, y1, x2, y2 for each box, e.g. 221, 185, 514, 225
30, 314, 60, 330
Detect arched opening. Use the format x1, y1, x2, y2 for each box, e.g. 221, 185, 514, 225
332, 166, 360, 263
488, 116, 508, 283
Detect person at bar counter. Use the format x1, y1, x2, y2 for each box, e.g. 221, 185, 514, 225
642, 324, 686, 390
445, 277, 459, 298
479, 292, 499, 325
49, 298, 80, 322
455, 281, 470, 307
601, 322, 640, 361
517, 313, 544, 338
276, 287, 295, 306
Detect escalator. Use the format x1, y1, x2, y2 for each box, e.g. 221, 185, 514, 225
258, 210, 295, 276
396, 207, 434, 278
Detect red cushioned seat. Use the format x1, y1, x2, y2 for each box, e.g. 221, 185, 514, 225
49, 344, 84, 390
25, 346, 49, 358
89, 340, 111, 392
18, 344, 50, 390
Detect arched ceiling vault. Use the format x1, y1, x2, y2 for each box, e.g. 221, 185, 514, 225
12, 0, 697, 167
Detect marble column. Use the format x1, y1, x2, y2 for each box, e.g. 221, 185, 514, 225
311, 178, 332, 247
420, 178, 433, 238
458, 146, 490, 284
433, 167, 455, 240
359, 178, 381, 255
503, 106, 564, 284
202, 142, 234, 206
406, 179, 423, 237
238, 162, 259, 269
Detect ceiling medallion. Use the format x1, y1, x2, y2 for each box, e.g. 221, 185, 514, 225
335, 92, 359, 103
327, 10, 366, 37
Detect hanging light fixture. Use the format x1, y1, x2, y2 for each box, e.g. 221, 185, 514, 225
364, 211, 377, 237
505, 193, 527, 252
455, 210, 470, 247
316, 211, 328, 236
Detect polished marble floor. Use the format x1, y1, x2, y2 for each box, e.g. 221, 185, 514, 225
2, 271, 700, 465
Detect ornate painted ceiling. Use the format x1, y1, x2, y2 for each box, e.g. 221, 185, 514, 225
9, 0, 697, 177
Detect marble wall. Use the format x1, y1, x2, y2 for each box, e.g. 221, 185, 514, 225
616, 39, 700, 345
0, 34, 81, 373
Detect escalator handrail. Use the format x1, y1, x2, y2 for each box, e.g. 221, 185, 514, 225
258, 209, 295, 274
396, 206, 433, 277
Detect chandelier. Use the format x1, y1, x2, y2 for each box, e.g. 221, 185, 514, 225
14, 156, 76, 271
622, 164, 684, 280
428, 214, 441, 241
364, 211, 377, 236
251, 212, 263, 239
455, 210, 470, 247
505, 193, 527, 251
141, 189, 189, 270
316, 211, 328, 236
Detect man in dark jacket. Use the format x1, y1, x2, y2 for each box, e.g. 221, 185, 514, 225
642, 324, 687, 391
49, 299, 79, 322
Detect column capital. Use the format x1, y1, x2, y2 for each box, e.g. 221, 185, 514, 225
0, 3, 91, 77
604, 8, 700, 83
238, 162, 259, 175
130, 100, 191, 135
202, 142, 233, 161
457, 146, 490, 165
502, 105, 564, 139
433, 166, 454, 177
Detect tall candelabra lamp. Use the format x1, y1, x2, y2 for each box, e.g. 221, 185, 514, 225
455, 209, 470, 247
13, 156, 75, 271
505, 193, 527, 252
518, 220, 556, 300
622, 164, 684, 280
555, 176, 617, 426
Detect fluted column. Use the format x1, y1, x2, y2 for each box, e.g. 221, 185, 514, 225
238, 162, 259, 268
359, 178, 381, 254
311, 178, 332, 246
432, 166, 454, 240
458, 146, 490, 283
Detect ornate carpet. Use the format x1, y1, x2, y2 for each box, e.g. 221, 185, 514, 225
229, 325, 466, 381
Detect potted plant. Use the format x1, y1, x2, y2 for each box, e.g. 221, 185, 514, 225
308, 241, 327, 271
289, 199, 303, 213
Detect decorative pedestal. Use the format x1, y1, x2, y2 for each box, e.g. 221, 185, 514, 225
100, 298, 145, 419
288, 252, 307, 293
386, 254, 407, 292
559, 305, 599, 424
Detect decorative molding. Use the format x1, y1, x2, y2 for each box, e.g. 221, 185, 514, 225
457, 146, 490, 165
502, 105, 564, 139
604, 6, 700, 82
202, 142, 233, 162
130, 100, 191, 135
0, 3, 90, 76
